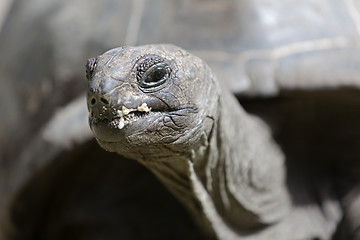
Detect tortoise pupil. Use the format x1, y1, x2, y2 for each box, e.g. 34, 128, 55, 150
145, 68, 165, 83
154, 70, 165, 80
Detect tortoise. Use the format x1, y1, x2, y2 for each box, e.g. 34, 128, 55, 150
86, 44, 360, 240
0, 0, 360, 239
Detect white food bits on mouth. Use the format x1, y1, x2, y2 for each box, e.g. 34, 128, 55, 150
111, 116, 125, 129
114, 109, 124, 118
113, 103, 151, 129
117, 117, 125, 129
122, 106, 134, 115
137, 103, 151, 113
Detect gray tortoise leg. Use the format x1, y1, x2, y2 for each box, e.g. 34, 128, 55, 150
335, 185, 360, 240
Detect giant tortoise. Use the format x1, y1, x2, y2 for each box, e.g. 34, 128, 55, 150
1, 0, 360, 239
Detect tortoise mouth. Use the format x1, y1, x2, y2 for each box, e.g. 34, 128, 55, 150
89, 102, 199, 145
89, 102, 154, 128
106, 103, 152, 130
89, 105, 162, 143
110, 110, 153, 129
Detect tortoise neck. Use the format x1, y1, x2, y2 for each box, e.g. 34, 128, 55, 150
138, 88, 290, 236
197, 90, 290, 229
140, 156, 218, 238
188, 89, 291, 232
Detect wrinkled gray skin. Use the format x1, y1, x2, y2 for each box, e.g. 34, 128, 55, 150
87, 44, 335, 239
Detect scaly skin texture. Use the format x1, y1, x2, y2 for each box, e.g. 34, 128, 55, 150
86, 45, 313, 239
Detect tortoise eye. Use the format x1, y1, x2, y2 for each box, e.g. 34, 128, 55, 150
140, 63, 169, 88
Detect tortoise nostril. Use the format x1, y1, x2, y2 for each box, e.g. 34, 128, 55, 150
89, 96, 110, 108
100, 97, 109, 105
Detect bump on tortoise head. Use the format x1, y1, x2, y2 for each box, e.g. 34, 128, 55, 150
86, 57, 98, 80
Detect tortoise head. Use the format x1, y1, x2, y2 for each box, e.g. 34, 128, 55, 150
86, 44, 218, 161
